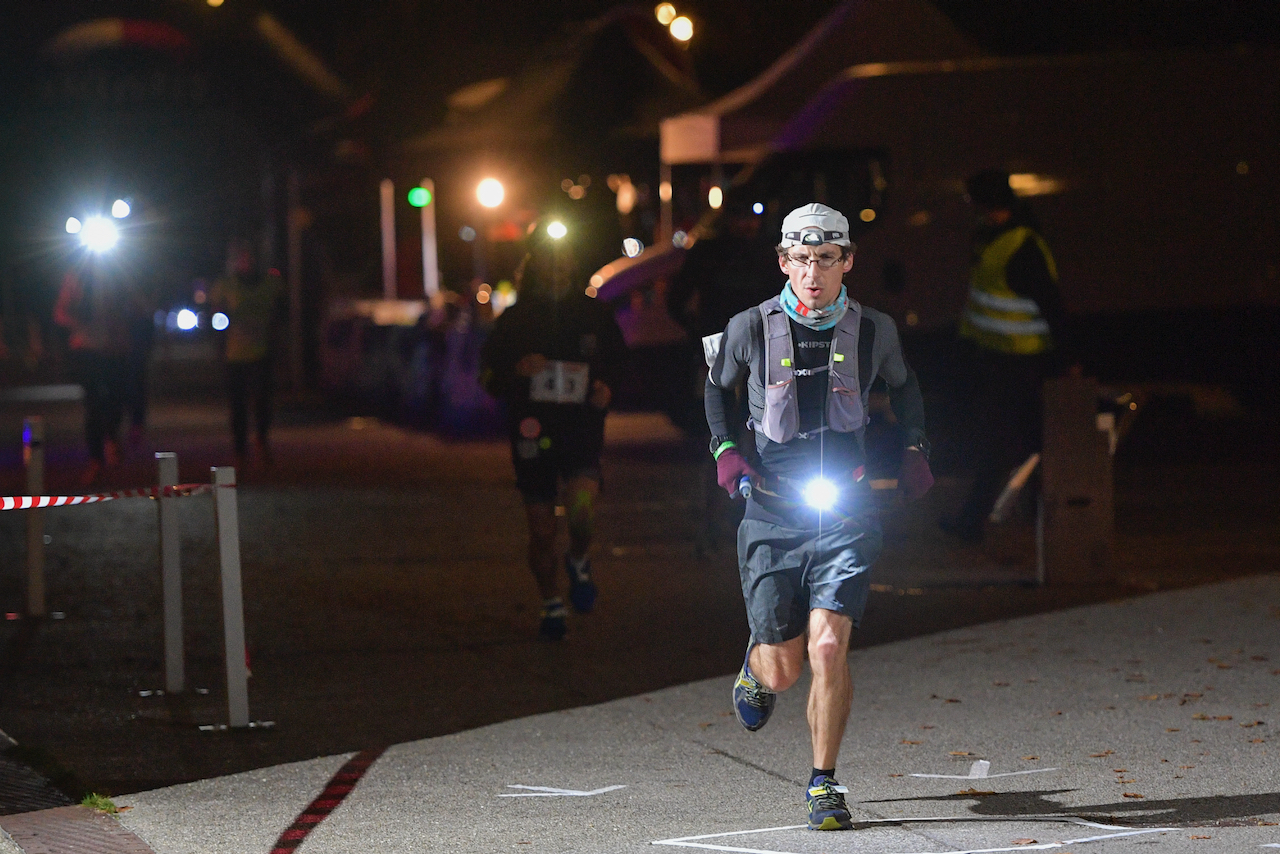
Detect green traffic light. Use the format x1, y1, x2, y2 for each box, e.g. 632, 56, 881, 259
407, 186, 432, 207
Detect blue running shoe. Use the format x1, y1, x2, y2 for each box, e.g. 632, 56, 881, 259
806, 776, 853, 830
565, 554, 596, 613
732, 646, 775, 731
539, 599, 567, 641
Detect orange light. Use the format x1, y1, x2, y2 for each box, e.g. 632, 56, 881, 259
669, 16, 693, 41
477, 178, 504, 208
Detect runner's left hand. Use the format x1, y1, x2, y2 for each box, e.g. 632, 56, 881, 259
899, 447, 934, 501
589, 380, 612, 409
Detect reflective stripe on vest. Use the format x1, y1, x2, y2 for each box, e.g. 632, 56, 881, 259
758, 297, 867, 444
959, 225, 1055, 355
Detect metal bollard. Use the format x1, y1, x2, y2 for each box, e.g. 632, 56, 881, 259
157, 453, 184, 694
212, 466, 249, 728
23, 417, 45, 616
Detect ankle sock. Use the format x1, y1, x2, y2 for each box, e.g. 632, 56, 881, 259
811, 767, 835, 786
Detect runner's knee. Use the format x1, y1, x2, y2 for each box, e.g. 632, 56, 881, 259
567, 488, 595, 540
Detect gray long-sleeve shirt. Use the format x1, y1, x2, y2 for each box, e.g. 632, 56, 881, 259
706, 302, 926, 476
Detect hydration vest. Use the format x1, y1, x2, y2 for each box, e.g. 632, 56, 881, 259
758, 297, 866, 444
959, 225, 1055, 355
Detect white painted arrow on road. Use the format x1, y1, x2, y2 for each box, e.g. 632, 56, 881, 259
500, 784, 627, 797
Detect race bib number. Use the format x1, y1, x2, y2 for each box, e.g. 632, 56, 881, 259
529, 361, 590, 404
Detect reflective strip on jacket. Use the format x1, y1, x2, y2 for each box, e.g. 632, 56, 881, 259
959, 225, 1055, 355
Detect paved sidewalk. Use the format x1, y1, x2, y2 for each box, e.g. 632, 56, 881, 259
87, 572, 1278, 854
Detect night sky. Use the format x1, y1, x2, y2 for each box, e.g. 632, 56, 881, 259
1, 0, 1277, 310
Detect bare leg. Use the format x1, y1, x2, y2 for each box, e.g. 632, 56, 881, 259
748, 634, 806, 693
806, 608, 854, 769
524, 501, 558, 599
564, 474, 599, 562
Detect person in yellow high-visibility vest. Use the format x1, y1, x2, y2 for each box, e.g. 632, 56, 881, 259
942, 169, 1071, 543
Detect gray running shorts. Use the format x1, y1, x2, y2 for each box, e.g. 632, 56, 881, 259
737, 512, 882, 644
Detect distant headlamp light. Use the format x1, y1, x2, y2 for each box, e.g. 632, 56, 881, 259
803, 477, 839, 511
80, 216, 119, 252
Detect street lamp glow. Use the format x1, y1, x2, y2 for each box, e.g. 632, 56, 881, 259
669, 15, 693, 41
111, 199, 131, 218
65, 217, 82, 234
476, 178, 504, 208
176, 309, 198, 331
708, 186, 723, 209
546, 220, 567, 240
211, 312, 230, 331
80, 216, 119, 252
655, 3, 677, 25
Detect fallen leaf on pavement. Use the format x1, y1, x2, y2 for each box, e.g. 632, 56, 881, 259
1090, 750, 1114, 757
1123, 792, 1144, 799
901, 740, 922, 745
1021, 755, 1039, 760
1012, 839, 1037, 845
958, 788, 995, 796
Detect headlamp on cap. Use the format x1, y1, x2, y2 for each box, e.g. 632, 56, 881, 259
780, 203, 853, 249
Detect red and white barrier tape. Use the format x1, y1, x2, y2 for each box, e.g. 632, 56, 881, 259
0, 483, 217, 511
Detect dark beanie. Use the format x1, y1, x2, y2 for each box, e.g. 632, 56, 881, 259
965, 169, 1017, 209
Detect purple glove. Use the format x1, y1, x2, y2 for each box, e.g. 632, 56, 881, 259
899, 447, 934, 501
715, 448, 759, 497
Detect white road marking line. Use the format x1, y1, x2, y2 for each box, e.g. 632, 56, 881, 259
652, 817, 1175, 854
911, 760, 1058, 780
500, 784, 626, 797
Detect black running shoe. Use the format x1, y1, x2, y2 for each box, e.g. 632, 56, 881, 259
539, 600, 567, 641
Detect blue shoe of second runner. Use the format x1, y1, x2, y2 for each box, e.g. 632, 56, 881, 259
565, 554, 597, 614
806, 776, 853, 830
732, 647, 775, 731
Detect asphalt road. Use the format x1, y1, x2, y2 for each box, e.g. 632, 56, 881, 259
0, 374, 1277, 803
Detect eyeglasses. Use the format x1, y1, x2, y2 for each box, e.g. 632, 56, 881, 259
783, 253, 844, 270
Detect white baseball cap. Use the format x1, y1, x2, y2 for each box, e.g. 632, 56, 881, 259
780, 203, 852, 248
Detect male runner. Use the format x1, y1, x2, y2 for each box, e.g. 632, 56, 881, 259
704, 203, 933, 829
480, 223, 628, 640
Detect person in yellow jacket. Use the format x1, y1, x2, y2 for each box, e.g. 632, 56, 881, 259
210, 238, 285, 469
942, 169, 1071, 543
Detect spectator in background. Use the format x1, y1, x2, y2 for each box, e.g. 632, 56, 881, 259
209, 238, 285, 471
54, 259, 132, 484
123, 279, 158, 446
941, 169, 1071, 543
